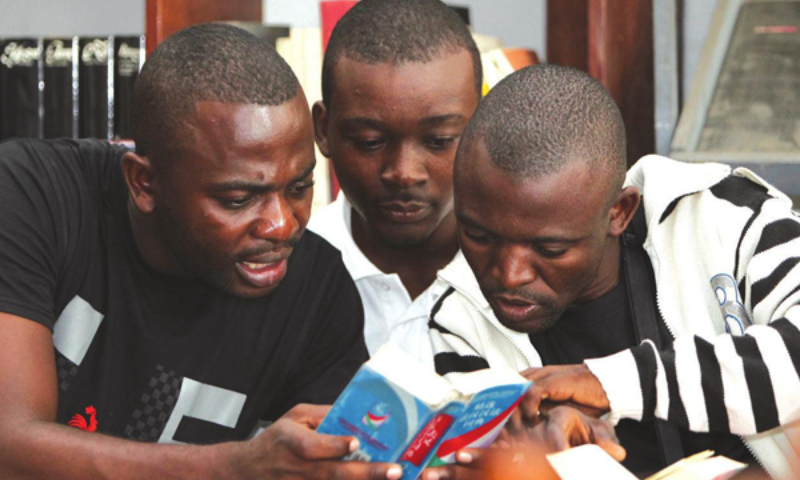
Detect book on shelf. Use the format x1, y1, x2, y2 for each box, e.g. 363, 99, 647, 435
0, 38, 43, 140
317, 344, 531, 480
481, 47, 540, 95
113, 35, 144, 141
78, 36, 112, 140
546, 444, 747, 480
275, 26, 331, 213
320, 1, 358, 51
43, 37, 78, 139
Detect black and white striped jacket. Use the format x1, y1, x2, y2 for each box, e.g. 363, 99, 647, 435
429, 156, 800, 479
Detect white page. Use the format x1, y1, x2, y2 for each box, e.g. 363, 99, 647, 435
546, 444, 638, 480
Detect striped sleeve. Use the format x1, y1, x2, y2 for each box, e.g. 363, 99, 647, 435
429, 288, 490, 378
587, 187, 800, 436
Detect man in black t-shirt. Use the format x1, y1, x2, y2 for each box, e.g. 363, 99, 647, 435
0, 24, 402, 480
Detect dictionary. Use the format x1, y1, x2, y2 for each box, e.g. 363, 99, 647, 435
113, 36, 144, 140
0, 38, 42, 140
317, 344, 530, 480
43, 37, 78, 139
78, 37, 112, 139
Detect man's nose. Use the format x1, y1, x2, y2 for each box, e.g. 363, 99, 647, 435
493, 245, 537, 291
380, 143, 427, 189
250, 196, 299, 243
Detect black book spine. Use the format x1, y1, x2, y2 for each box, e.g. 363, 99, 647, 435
78, 37, 113, 140
0, 38, 44, 140
43, 37, 79, 139
113, 35, 144, 141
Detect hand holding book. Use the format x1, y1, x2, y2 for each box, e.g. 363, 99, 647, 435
316, 344, 531, 480
317, 345, 628, 480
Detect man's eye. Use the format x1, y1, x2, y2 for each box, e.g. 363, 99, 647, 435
536, 246, 567, 259
219, 197, 254, 209
463, 228, 492, 245
425, 136, 456, 150
290, 181, 315, 196
352, 138, 386, 151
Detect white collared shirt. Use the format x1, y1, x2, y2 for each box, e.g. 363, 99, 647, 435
307, 194, 453, 369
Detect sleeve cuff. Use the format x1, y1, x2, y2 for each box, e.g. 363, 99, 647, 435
585, 348, 645, 425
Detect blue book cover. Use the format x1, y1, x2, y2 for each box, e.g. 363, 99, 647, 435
317, 344, 531, 480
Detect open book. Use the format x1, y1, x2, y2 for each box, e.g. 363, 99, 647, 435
546, 444, 747, 480
316, 343, 531, 480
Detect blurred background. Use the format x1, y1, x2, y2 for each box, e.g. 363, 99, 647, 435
1, 0, 798, 208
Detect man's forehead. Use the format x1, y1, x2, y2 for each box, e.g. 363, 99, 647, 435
456, 142, 607, 221
186, 97, 309, 147
331, 50, 475, 106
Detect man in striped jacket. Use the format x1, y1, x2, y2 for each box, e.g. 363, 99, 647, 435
429, 64, 800, 478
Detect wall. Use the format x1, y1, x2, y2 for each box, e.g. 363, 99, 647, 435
681, 0, 719, 102
0, 0, 720, 102
265, 0, 548, 59
0, 0, 144, 37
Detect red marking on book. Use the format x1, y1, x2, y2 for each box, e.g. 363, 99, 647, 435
435, 396, 525, 457
754, 25, 799, 34
338, 417, 390, 451
68, 405, 98, 432
400, 414, 454, 466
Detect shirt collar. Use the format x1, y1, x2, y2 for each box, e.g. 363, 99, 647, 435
328, 193, 388, 282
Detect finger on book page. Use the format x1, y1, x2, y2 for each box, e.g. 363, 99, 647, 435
504, 408, 527, 438
531, 406, 591, 452
589, 418, 626, 462
518, 385, 545, 424
540, 399, 606, 419
523, 364, 611, 413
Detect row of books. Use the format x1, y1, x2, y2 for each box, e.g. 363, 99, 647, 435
0, 36, 145, 141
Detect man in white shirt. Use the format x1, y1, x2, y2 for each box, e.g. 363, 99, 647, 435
308, 0, 481, 366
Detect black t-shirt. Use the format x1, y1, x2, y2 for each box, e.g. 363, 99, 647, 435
529, 260, 755, 477
0, 138, 368, 443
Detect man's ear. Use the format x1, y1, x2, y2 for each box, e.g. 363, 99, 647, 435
122, 152, 157, 214
312, 100, 331, 158
607, 186, 641, 237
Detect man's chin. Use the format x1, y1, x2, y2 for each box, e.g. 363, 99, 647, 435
373, 223, 437, 250
203, 273, 284, 299
222, 282, 281, 299
494, 309, 563, 335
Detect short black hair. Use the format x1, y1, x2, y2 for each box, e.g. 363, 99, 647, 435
322, 0, 482, 107
458, 64, 626, 196
133, 23, 300, 159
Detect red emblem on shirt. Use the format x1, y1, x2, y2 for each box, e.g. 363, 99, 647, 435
68, 405, 98, 432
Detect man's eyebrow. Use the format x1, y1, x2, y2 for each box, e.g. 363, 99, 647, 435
456, 213, 497, 235
418, 114, 466, 127
339, 114, 466, 130
210, 163, 316, 193
340, 117, 385, 130
456, 213, 581, 244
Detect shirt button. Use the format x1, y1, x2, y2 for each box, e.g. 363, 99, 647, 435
380, 283, 390, 292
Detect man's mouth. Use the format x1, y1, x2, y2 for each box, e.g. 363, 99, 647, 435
377, 200, 432, 223
235, 254, 290, 289
491, 294, 545, 324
